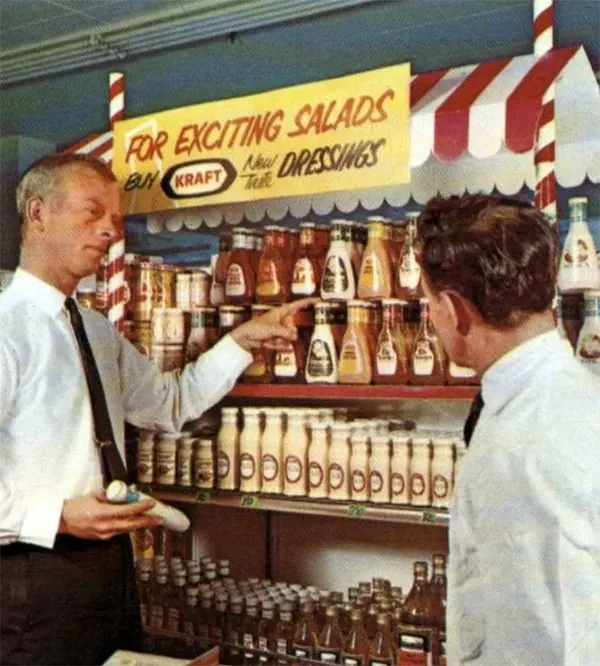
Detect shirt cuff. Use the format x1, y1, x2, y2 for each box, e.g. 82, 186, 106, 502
19, 492, 64, 549
213, 334, 254, 375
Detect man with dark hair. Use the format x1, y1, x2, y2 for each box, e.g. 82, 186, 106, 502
0, 152, 312, 665
417, 194, 600, 665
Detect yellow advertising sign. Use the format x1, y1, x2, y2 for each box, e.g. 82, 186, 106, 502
112, 63, 410, 214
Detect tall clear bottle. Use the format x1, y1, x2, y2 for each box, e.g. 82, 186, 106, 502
396, 212, 422, 299
575, 289, 600, 375
558, 197, 600, 292
398, 562, 436, 666
409, 299, 446, 385
429, 554, 448, 666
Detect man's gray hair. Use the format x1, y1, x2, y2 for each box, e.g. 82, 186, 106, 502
16, 153, 116, 222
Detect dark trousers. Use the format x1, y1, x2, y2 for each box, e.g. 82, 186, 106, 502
1, 534, 141, 665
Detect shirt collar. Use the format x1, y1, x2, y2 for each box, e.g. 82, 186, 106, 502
10, 268, 69, 319
481, 329, 567, 414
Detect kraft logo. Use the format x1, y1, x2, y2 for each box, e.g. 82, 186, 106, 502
161, 159, 236, 198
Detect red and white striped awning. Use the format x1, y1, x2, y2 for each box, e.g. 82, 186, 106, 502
67, 45, 600, 229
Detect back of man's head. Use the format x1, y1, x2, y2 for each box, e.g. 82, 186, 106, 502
417, 193, 557, 328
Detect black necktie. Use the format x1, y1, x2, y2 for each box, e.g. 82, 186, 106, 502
463, 390, 484, 447
65, 297, 128, 485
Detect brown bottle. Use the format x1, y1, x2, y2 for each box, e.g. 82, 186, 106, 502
197, 589, 215, 641
211, 231, 232, 306
257, 599, 277, 665
164, 571, 186, 632
316, 605, 345, 663
292, 601, 319, 660
365, 605, 379, 642
398, 562, 436, 666
273, 601, 295, 666
368, 614, 396, 666
225, 228, 255, 306
227, 595, 246, 666
291, 223, 322, 298
211, 591, 229, 644
430, 554, 447, 666
242, 596, 261, 666
181, 588, 199, 647
256, 226, 289, 305
149, 568, 169, 632
342, 608, 370, 666
373, 299, 409, 384
338, 301, 372, 385
409, 299, 446, 385
138, 567, 152, 629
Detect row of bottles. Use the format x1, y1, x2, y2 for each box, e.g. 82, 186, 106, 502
214, 407, 465, 508
214, 216, 424, 307
138, 551, 447, 666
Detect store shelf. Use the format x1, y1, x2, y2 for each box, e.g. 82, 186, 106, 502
142, 485, 449, 527
227, 383, 478, 401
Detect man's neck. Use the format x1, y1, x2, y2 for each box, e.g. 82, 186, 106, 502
470, 311, 556, 377
20, 249, 77, 297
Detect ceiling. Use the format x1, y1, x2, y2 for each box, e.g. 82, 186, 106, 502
0, 0, 381, 85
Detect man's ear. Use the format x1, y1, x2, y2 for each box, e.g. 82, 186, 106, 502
26, 197, 45, 232
439, 290, 477, 337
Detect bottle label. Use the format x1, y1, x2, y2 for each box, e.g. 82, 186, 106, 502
217, 451, 231, 479
351, 469, 367, 492
563, 238, 592, 268
584, 296, 600, 317
370, 471, 384, 493
307, 338, 335, 378
292, 257, 317, 294
293, 646, 313, 659
150, 604, 164, 630
340, 340, 363, 374
342, 654, 364, 666
256, 259, 281, 297
376, 340, 398, 375
413, 341, 435, 375
329, 463, 345, 490
398, 630, 431, 666
368, 660, 393, 666
240, 452, 256, 480
317, 649, 340, 663
166, 607, 181, 632
392, 472, 406, 496
448, 361, 477, 378
577, 332, 600, 364
244, 633, 255, 655
360, 255, 384, 292
399, 252, 421, 289
322, 254, 350, 294
262, 454, 279, 481
225, 263, 246, 296
433, 474, 450, 499
309, 461, 325, 488
285, 455, 303, 483
259, 637, 268, 651
275, 344, 298, 377
411, 473, 426, 497
277, 638, 290, 654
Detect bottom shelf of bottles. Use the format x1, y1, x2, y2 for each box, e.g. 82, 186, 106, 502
140, 485, 449, 527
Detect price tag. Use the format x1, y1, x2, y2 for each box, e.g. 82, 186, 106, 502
421, 509, 437, 524
240, 495, 259, 508
195, 490, 212, 504
348, 504, 366, 518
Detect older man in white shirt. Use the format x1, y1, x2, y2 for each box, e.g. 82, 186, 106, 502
417, 193, 600, 666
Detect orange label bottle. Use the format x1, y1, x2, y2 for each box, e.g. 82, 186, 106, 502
358, 220, 393, 300
338, 300, 372, 384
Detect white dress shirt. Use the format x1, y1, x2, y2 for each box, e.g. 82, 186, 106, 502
447, 330, 600, 666
0, 269, 252, 548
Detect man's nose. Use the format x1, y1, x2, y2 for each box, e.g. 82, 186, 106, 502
99, 214, 123, 240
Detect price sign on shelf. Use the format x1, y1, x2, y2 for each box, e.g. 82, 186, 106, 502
348, 504, 366, 518
421, 510, 437, 524
240, 495, 260, 509
195, 490, 212, 504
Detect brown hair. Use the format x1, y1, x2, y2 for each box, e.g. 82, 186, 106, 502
16, 152, 116, 224
416, 193, 558, 327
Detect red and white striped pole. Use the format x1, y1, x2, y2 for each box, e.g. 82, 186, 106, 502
107, 72, 126, 332
533, 0, 557, 223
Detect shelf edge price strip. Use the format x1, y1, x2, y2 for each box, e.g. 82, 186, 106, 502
240, 495, 260, 509
195, 490, 212, 504
348, 504, 366, 518
421, 509, 437, 524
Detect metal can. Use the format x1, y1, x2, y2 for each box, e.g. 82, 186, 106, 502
126, 320, 153, 356
219, 305, 248, 338
151, 344, 184, 372
155, 433, 179, 485
191, 270, 211, 308
154, 264, 176, 309
131, 262, 155, 322
151, 308, 185, 346
186, 307, 219, 362
176, 271, 192, 311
